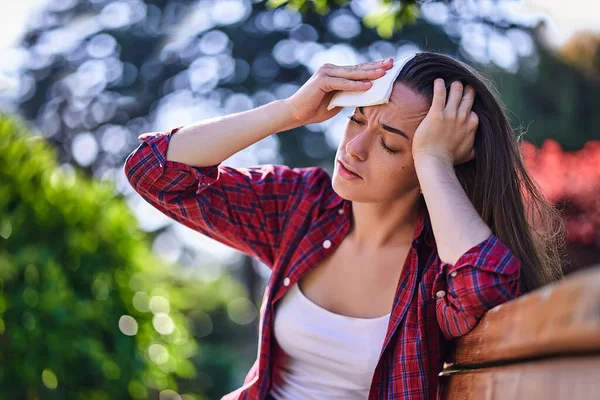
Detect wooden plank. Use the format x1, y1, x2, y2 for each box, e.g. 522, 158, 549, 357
444, 265, 600, 367
440, 355, 600, 400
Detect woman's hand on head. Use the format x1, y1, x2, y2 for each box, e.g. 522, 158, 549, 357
282, 59, 394, 126
412, 78, 479, 167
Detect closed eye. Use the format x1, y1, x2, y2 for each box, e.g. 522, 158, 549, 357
347, 115, 398, 155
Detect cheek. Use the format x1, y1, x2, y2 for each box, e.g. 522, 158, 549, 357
394, 161, 419, 186
377, 162, 415, 189
401, 161, 416, 173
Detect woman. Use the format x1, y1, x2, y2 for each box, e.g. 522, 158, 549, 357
125, 52, 566, 400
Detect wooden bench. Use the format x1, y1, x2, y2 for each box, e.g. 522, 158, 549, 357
439, 265, 600, 399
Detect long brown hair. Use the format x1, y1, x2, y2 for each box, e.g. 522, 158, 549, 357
398, 52, 567, 294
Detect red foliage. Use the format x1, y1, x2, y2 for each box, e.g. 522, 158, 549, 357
520, 139, 600, 246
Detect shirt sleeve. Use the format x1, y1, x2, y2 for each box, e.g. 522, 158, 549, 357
432, 233, 521, 340
123, 126, 323, 269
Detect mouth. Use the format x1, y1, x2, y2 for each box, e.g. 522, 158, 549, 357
337, 160, 362, 179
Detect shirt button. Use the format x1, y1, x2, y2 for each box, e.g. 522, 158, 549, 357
159, 163, 163, 169
436, 290, 446, 298
322, 240, 332, 249
450, 271, 457, 277
283, 277, 290, 286
338, 208, 344, 215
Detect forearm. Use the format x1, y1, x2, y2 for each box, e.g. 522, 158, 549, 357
166, 99, 298, 167
414, 155, 492, 266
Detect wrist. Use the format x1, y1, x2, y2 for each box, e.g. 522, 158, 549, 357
413, 151, 454, 170
274, 99, 303, 132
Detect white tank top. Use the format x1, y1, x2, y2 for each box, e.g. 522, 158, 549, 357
270, 281, 391, 400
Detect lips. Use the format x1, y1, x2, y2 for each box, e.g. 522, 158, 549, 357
338, 159, 362, 178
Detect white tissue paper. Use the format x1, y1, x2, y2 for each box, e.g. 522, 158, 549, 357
327, 54, 416, 111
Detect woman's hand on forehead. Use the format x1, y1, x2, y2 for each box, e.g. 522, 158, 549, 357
411, 78, 479, 167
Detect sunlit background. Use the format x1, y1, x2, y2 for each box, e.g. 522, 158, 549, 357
1, 0, 599, 399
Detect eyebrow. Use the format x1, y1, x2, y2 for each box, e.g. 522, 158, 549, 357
357, 106, 409, 140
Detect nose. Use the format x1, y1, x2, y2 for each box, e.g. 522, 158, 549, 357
345, 130, 371, 161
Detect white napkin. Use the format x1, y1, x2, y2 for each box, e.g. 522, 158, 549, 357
327, 54, 415, 111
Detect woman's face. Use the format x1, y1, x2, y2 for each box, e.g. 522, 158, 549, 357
333, 83, 430, 203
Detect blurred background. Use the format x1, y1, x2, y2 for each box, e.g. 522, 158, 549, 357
0, 0, 598, 398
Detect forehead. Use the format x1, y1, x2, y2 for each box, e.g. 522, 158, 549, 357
361, 83, 429, 123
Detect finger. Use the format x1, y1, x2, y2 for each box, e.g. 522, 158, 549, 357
430, 78, 446, 112
457, 85, 476, 118
322, 76, 374, 92
468, 111, 479, 129
324, 58, 393, 75
445, 81, 463, 115
326, 66, 388, 81
340, 58, 394, 69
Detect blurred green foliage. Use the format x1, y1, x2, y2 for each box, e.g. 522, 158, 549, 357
266, 0, 420, 38
0, 114, 254, 399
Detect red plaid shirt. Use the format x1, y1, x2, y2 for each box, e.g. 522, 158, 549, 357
124, 126, 521, 400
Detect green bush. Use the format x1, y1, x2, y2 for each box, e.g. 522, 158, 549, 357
0, 114, 251, 399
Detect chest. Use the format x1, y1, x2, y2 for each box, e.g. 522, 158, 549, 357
297, 238, 413, 319
263, 228, 444, 399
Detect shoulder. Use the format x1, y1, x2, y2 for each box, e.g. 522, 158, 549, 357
289, 165, 333, 198
242, 164, 332, 192
218, 164, 336, 210
257, 164, 339, 211
262, 164, 331, 181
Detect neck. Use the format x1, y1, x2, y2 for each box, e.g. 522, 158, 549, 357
348, 193, 423, 251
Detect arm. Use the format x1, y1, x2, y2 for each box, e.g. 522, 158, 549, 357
415, 155, 492, 265
125, 58, 386, 266
124, 100, 320, 268
411, 79, 521, 340
143, 99, 299, 167
415, 155, 521, 340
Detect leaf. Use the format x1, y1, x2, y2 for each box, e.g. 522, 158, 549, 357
265, 0, 289, 8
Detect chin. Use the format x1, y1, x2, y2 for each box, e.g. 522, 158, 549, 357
333, 177, 417, 204
332, 177, 371, 202
331, 176, 352, 198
